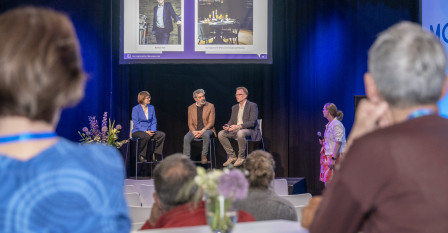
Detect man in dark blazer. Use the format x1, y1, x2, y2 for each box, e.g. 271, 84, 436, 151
153, 0, 181, 44
218, 87, 260, 167
183, 89, 216, 164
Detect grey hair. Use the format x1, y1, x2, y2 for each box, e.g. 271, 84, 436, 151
153, 154, 198, 210
368, 21, 447, 108
193, 89, 205, 99
236, 87, 248, 96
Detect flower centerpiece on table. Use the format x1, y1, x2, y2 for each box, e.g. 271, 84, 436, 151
194, 166, 249, 233
78, 112, 128, 148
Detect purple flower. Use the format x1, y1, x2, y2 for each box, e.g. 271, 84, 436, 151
99, 112, 109, 142
85, 131, 91, 136
102, 112, 108, 128
116, 124, 122, 130
82, 127, 88, 133
88, 116, 99, 135
217, 169, 248, 200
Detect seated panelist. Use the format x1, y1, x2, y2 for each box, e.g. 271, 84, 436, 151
218, 87, 260, 167
183, 89, 216, 164
132, 91, 165, 162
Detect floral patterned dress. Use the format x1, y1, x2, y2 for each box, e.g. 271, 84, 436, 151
320, 119, 346, 185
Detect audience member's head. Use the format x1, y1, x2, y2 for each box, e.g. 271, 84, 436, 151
368, 21, 447, 108
153, 154, 198, 210
0, 7, 86, 124
324, 103, 343, 121
245, 150, 275, 189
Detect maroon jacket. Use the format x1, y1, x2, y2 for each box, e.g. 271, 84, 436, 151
311, 115, 448, 233
140, 201, 254, 230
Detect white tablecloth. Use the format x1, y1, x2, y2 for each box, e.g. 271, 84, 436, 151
135, 220, 309, 233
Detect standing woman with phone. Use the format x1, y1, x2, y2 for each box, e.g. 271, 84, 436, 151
132, 91, 166, 162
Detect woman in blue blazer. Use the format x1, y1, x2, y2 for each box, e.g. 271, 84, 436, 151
132, 91, 165, 162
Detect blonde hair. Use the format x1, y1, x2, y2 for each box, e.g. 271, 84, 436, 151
325, 103, 343, 121
245, 150, 275, 189
137, 91, 151, 104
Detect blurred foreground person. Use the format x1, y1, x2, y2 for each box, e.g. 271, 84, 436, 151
0, 7, 130, 232
140, 154, 254, 229
303, 22, 448, 233
235, 150, 297, 221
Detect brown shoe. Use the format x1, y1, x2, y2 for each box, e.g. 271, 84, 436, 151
223, 157, 237, 167
233, 158, 245, 167
201, 155, 208, 164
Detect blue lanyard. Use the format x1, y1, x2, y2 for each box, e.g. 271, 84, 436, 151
0, 132, 57, 144
407, 109, 435, 120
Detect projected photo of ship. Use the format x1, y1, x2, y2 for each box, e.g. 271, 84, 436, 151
139, 0, 183, 45
197, 0, 253, 45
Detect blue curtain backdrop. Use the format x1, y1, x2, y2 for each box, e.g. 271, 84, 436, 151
0, 0, 419, 194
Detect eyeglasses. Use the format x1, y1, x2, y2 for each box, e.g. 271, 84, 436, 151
235, 94, 246, 96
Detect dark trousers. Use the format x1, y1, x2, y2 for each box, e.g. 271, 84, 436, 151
154, 27, 170, 44
132, 131, 165, 159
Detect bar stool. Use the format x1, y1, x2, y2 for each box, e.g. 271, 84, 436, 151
246, 119, 265, 156
192, 136, 216, 170
126, 121, 158, 179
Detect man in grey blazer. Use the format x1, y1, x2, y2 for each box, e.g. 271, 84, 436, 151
219, 87, 261, 167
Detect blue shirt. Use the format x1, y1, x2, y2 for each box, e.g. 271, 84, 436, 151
0, 138, 131, 232
132, 104, 158, 133
156, 4, 165, 28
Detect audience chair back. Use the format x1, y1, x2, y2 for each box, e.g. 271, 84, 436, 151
271, 179, 288, 195
124, 185, 137, 194
125, 192, 142, 207
132, 222, 145, 232
129, 206, 152, 229
139, 184, 156, 207
124, 179, 155, 193
295, 205, 305, 223
279, 193, 312, 207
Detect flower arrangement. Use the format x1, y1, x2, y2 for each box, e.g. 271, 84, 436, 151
195, 167, 248, 233
78, 112, 128, 148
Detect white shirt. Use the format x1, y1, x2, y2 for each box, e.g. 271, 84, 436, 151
143, 106, 149, 120
323, 118, 346, 156
156, 4, 165, 28
237, 100, 247, 126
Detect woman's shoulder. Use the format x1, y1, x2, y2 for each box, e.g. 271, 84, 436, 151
330, 118, 344, 127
